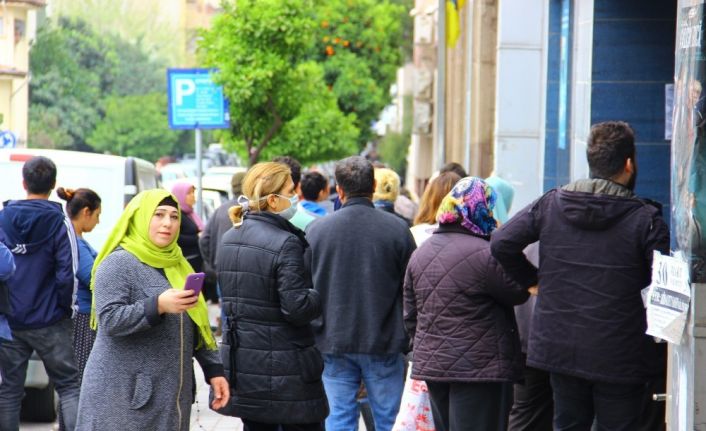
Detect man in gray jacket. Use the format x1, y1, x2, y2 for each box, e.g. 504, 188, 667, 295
306, 156, 416, 431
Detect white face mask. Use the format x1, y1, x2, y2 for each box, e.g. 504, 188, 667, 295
275, 194, 299, 220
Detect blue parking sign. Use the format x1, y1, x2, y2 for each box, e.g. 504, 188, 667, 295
167, 69, 230, 129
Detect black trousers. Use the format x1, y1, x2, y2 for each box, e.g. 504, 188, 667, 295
508, 366, 553, 431
426, 381, 508, 431
242, 420, 323, 431
550, 373, 645, 431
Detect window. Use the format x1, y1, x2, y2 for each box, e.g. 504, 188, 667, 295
15, 19, 25, 45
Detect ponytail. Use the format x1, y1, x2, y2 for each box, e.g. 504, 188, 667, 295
57, 187, 101, 219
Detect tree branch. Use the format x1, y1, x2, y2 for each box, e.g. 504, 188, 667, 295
250, 96, 283, 164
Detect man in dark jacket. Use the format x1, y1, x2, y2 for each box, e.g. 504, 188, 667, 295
0, 156, 80, 430
200, 171, 245, 280
491, 121, 670, 431
306, 156, 416, 431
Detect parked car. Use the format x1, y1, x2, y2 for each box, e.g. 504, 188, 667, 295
0, 148, 158, 422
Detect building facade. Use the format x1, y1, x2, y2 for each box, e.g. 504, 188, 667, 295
407, 0, 674, 213
410, 0, 701, 426
0, 0, 43, 147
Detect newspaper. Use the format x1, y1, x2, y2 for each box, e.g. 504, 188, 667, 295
646, 251, 691, 344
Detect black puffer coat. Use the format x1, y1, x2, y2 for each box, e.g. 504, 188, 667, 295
178, 211, 203, 273
216, 212, 328, 424
403, 224, 529, 383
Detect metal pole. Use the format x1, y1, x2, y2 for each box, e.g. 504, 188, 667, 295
436, 0, 447, 169
195, 128, 203, 218
463, 1, 474, 172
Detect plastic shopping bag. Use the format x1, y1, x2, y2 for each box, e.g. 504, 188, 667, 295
392, 368, 436, 431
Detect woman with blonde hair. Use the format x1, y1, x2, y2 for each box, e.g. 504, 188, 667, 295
410, 172, 461, 246
373, 167, 411, 226
217, 162, 328, 431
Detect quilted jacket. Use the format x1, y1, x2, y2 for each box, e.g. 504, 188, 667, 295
403, 223, 529, 383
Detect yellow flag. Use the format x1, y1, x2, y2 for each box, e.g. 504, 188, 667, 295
446, 0, 466, 47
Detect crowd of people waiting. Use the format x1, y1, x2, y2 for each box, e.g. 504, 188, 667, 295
0, 120, 668, 431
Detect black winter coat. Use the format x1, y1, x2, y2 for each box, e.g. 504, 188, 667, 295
200, 198, 237, 272
178, 212, 203, 273
490, 179, 670, 384
216, 212, 328, 424
403, 224, 529, 382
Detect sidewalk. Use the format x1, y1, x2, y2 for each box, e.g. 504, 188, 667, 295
189, 359, 243, 431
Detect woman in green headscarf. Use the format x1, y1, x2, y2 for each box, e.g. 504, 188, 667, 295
76, 189, 229, 431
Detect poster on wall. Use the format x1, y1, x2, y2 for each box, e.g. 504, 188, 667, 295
646, 251, 691, 344
673, 2, 706, 282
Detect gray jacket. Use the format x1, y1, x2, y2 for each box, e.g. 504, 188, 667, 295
76, 249, 223, 431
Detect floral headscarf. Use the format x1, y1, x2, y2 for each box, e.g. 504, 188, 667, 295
436, 177, 497, 236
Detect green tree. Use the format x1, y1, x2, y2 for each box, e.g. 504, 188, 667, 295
27, 106, 74, 149
29, 20, 103, 149
28, 17, 169, 153
313, 0, 407, 147
200, 0, 358, 165
87, 93, 181, 161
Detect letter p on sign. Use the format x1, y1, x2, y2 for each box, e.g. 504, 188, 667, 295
175, 79, 196, 106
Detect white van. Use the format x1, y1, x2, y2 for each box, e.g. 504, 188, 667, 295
0, 148, 158, 422
0, 148, 158, 252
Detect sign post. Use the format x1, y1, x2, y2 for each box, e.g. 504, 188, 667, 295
167, 68, 230, 218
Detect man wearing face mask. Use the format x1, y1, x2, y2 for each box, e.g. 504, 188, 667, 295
490, 121, 670, 431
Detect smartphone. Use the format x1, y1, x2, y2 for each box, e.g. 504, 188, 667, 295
184, 272, 206, 297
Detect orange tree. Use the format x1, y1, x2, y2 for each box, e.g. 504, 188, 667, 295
200, 0, 358, 165
313, 0, 407, 147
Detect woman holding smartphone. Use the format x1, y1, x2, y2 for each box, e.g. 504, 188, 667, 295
76, 189, 229, 430
216, 162, 328, 431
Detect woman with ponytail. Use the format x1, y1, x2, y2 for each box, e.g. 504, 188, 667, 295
57, 187, 101, 383
217, 162, 328, 430
76, 189, 228, 430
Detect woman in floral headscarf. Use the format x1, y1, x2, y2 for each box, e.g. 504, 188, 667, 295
402, 177, 531, 431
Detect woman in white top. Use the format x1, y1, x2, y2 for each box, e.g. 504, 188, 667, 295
410, 172, 461, 246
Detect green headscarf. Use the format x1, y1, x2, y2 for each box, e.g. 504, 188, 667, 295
90, 189, 216, 350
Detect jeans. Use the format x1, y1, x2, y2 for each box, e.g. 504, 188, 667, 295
0, 318, 80, 431
426, 381, 507, 431
322, 353, 405, 431
551, 372, 646, 431
508, 365, 553, 431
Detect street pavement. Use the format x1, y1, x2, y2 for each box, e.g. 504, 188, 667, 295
20, 369, 244, 431
20, 308, 365, 430
21, 357, 366, 430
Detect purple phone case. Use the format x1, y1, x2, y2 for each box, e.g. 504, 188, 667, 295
185, 272, 205, 296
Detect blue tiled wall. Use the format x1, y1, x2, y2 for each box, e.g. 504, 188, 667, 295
544, 0, 572, 191
590, 0, 676, 221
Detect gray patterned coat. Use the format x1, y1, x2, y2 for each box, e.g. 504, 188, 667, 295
76, 249, 223, 431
